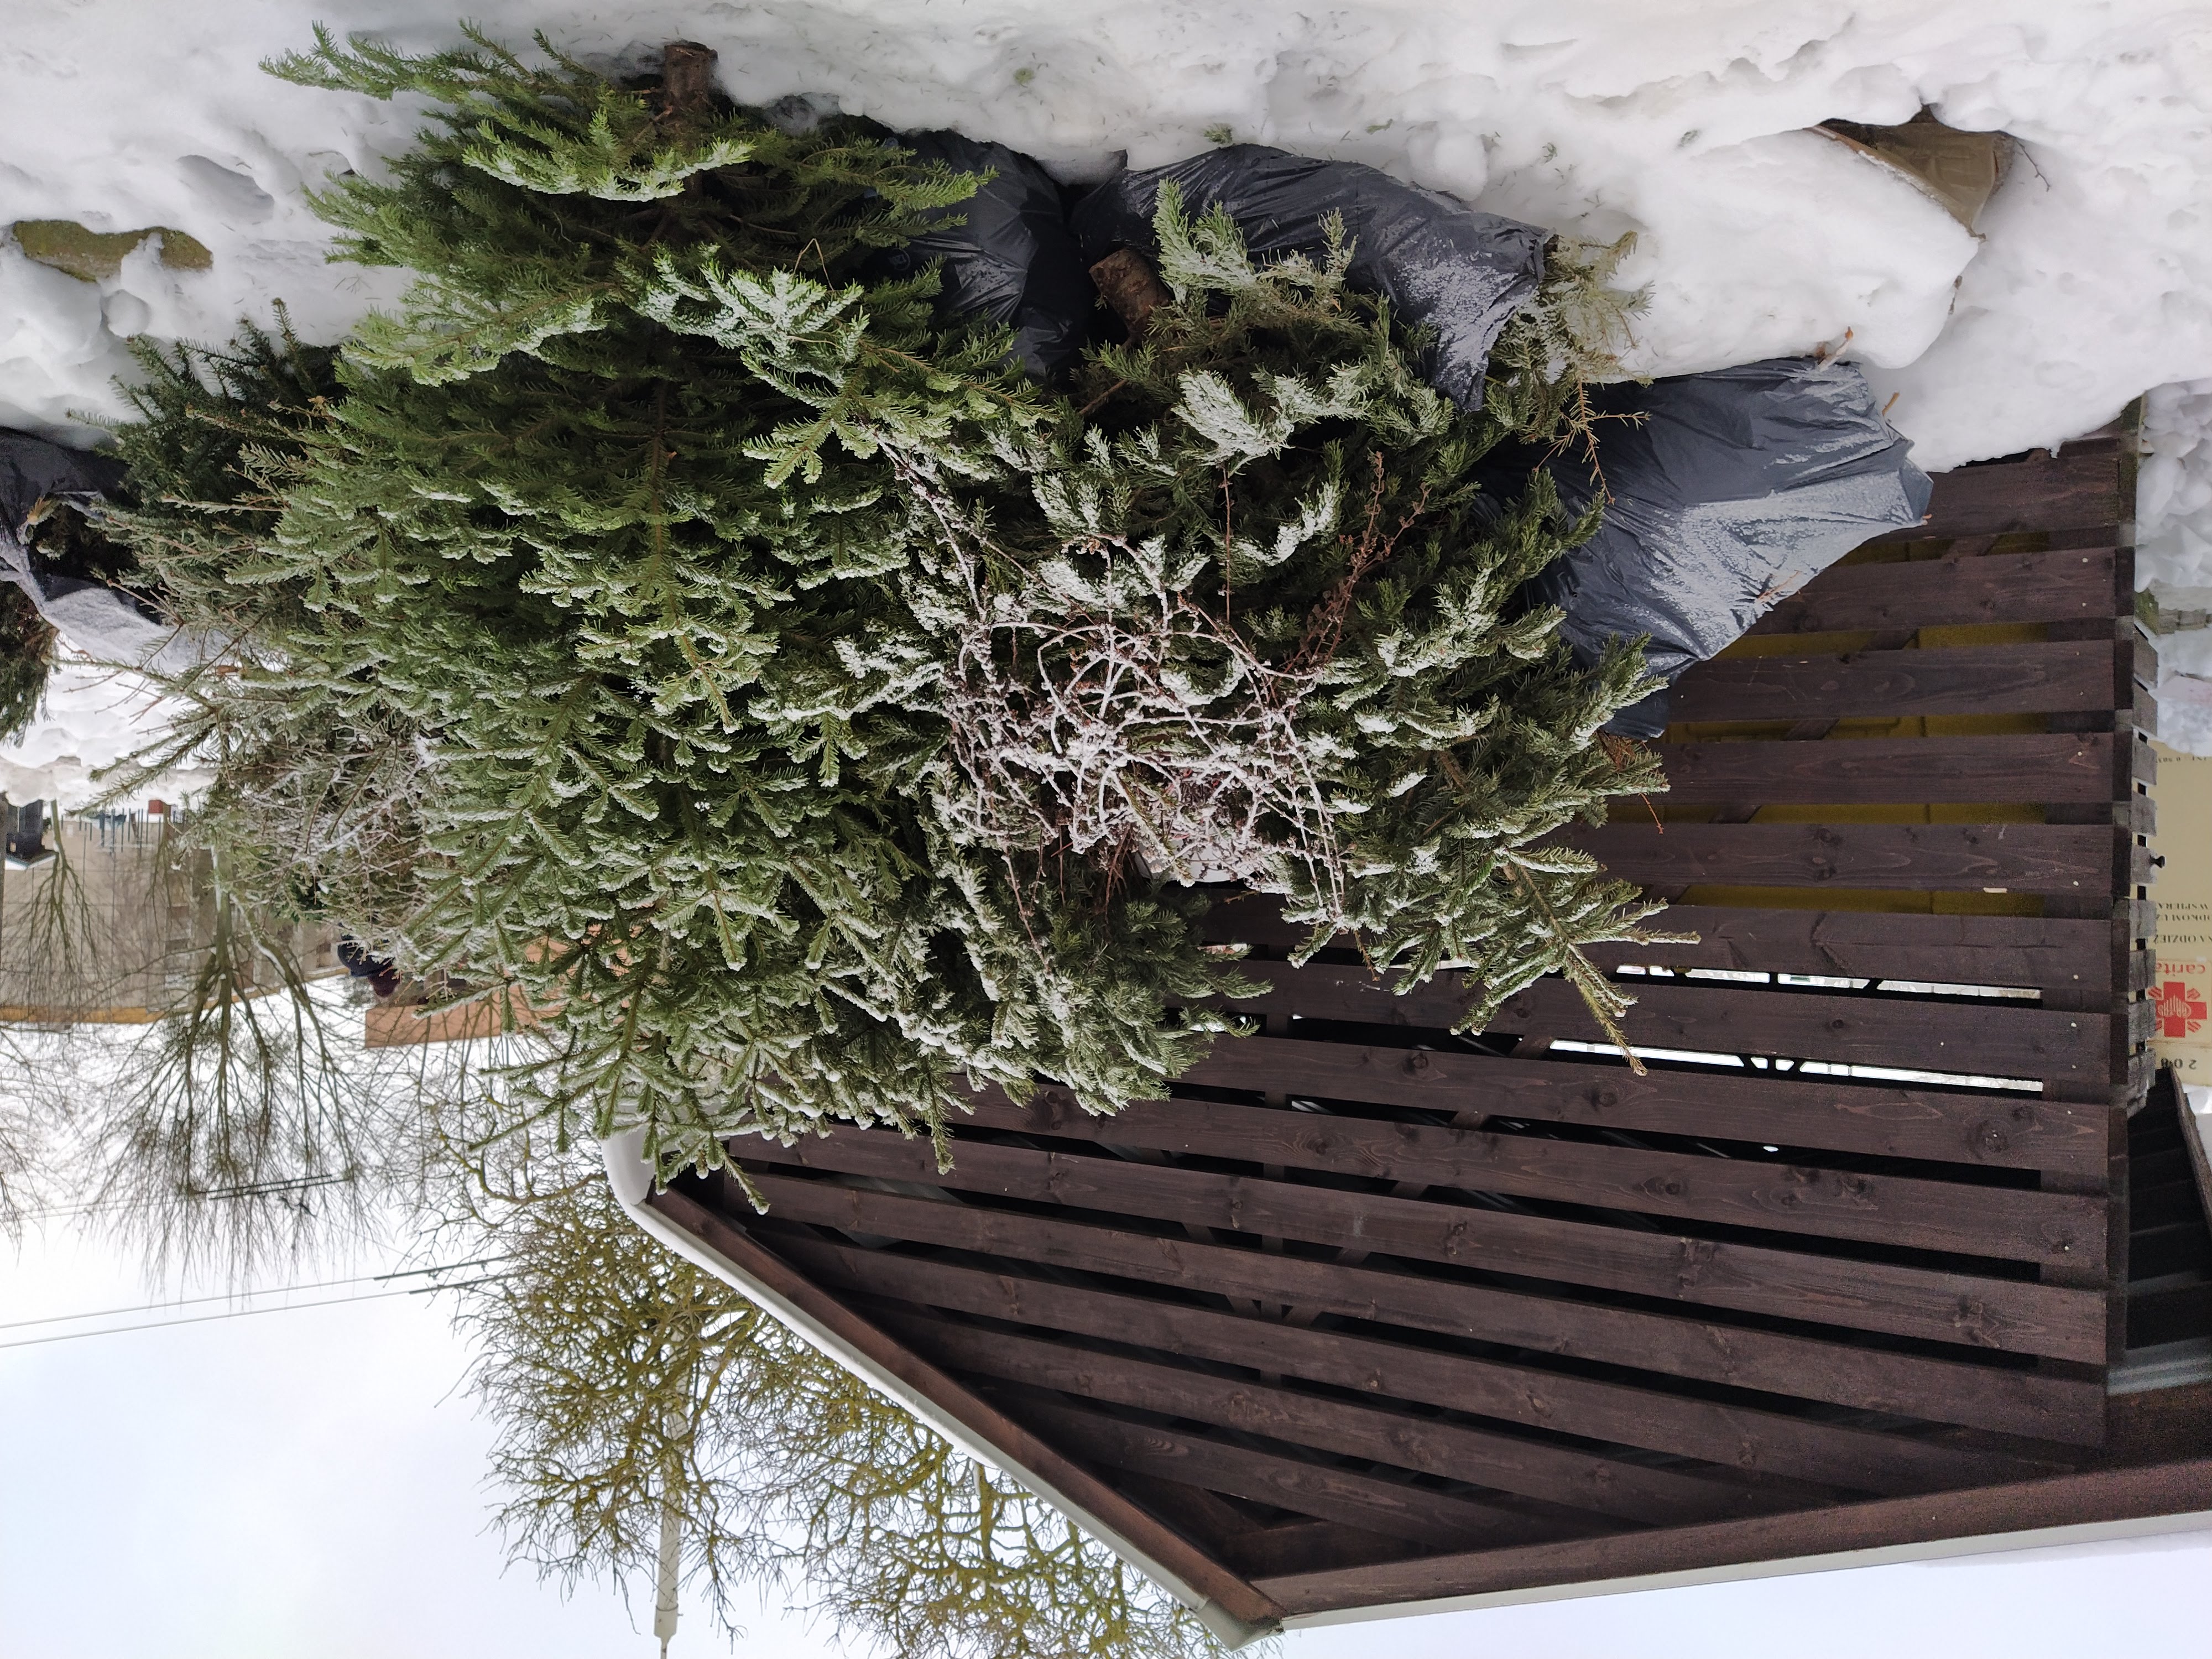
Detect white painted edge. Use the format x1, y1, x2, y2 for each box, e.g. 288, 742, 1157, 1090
598, 1130, 1277, 1650
1277, 1507, 2212, 1631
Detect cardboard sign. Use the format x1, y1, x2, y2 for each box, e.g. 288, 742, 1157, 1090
2151, 740, 2212, 1082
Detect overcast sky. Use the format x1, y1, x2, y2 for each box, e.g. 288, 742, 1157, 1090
4, 1220, 2207, 1659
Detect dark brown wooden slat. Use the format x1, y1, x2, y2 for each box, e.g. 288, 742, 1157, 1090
1553, 821, 2119, 895
1667, 640, 2115, 723
1202, 900, 2122, 1001
1484, 977, 2111, 1093
1005, 1394, 1556, 1547
1113, 1468, 1260, 1563
951, 1087, 2103, 1267
1218, 964, 2111, 1086
1747, 548, 2120, 637
2133, 733, 2159, 786
802, 1238, 2010, 1501
1579, 907, 2119, 1000
640, 1187, 1285, 1626
2133, 632, 2161, 691
898, 1316, 1733, 1526
1219, 1518, 1426, 1581
1178, 1037, 2110, 1177
736, 1135, 2106, 1359
1648, 734, 2119, 804
745, 1173, 2104, 1443
1254, 1458, 2212, 1618
897, 1317, 1888, 1543
1867, 446, 2125, 542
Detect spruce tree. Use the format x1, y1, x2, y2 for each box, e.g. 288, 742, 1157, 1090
107, 28, 1676, 1192
0, 585, 51, 743
822, 194, 1676, 1047
128, 29, 1238, 1186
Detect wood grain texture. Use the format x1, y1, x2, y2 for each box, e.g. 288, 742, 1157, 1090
1667, 641, 2115, 723
1577, 907, 2121, 999
943, 1087, 2104, 1266
1254, 1460, 2212, 1617
787, 1238, 2034, 1500
900, 1316, 1801, 1524
1747, 548, 2120, 636
1213, 962, 2113, 1083
1482, 976, 2111, 1091
734, 1134, 2108, 1359
1647, 734, 2120, 804
1551, 821, 2124, 895
742, 1169, 2104, 1442
1003, 1394, 1565, 1546
1202, 900, 2124, 1001
1867, 446, 2125, 542
1173, 1038, 2112, 1176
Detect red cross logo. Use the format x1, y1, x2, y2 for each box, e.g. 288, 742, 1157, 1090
2157, 980, 2208, 1040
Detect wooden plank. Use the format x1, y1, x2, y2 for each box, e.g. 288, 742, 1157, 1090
1579, 907, 2119, 999
802, 1240, 2026, 1500
1483, 977, 2112, 1091
641, 1186, 1285, 1628
1220, 964, 2111, 1086
1219, 1518, 1430, 1581
1667, 640, 2116, 724
1255, 1458, 2212, 1618
947, 1086, 2104, 1266
902, 1319, 1898, 1535
1004, 1394, 1563, 1547
896, 1314, 1788, 1524
1648, 734, 2120, 805
1113, 1469, 1261, 1562
1552, 822, 2120, 895
1867, 446, 2125, 542
1177, 1037, 2111, 1176
734, 1134, 2107, 1359
745, 1171, 2106, 1444
1747, 548, 2121, 637
1203, 900, 2122, 1001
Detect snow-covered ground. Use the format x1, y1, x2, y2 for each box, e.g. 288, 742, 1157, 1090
3, 0, 2212, 750
0, 657, 207, 812
3, 1, 2211, 461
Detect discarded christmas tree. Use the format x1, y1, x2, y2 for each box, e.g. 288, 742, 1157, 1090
105, 28, 1675, 1188
901, 190, 1671, 1039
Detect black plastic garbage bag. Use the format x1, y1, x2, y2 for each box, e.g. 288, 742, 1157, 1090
1, 429, 122, 532
877, 131, 1093, 380
1514, 358, 1933, 737
0, 428, 193, 672
1071, 143, 1549, 409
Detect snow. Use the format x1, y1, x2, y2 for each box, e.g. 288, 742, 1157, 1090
0, 2, 2206, 456
2, 0, 2211, 747
0, 657, 209, 812
2141, 379, 2212, 753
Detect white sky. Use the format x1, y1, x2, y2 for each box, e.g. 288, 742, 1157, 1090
5, 1220, 2209, 1659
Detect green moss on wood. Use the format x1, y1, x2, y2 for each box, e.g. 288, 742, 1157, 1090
11, 220, 212, 281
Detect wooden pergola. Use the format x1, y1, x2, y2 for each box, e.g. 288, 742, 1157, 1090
618, 422, 2212, 1642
